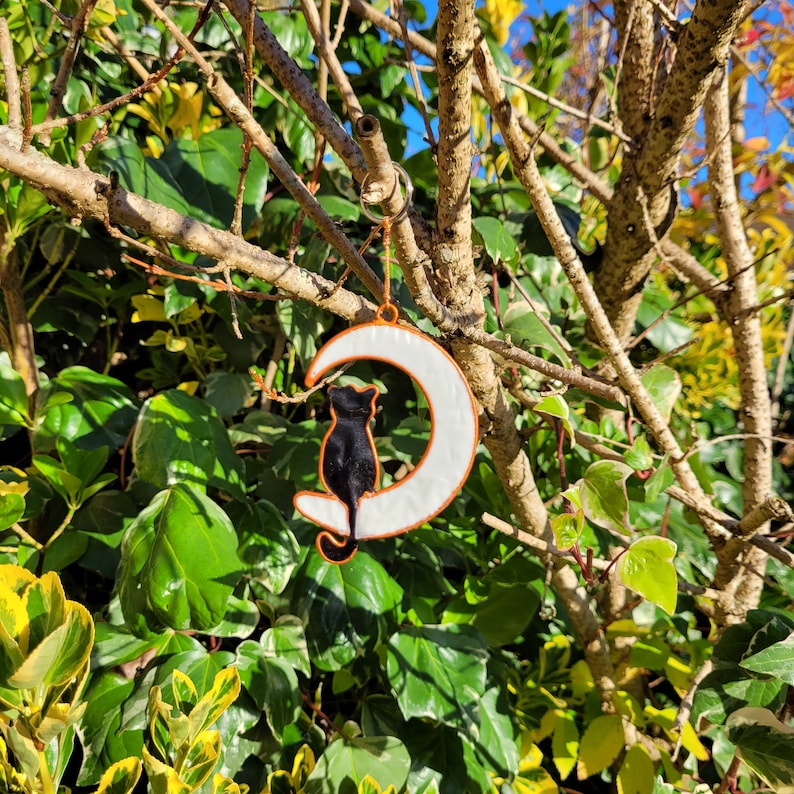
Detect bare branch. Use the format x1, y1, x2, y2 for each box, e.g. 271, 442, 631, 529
300, 0, 364, 122
472, 31, 725, 546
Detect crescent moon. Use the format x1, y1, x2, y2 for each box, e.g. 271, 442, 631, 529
294, 320, 478, 542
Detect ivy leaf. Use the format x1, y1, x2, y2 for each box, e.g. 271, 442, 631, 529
295, 552, 403, 671
534, 394, 575, 445
386, 624, 487, 732
475, 687, 519, 776
500, 301, 571, 366
551, 486, 584, 550
473, 216, 519, 266
740, 631, 794, 685
641, 365, 681, 424
304, 736, 410, 794
615, 536, 678, 615
726, 707, 794, 794
259, 616, 311, 677
645, 453, 674, 502
580, 460, 633, 534
625, 435, 653, 471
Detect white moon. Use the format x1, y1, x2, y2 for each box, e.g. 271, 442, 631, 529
294, 321, 478, 540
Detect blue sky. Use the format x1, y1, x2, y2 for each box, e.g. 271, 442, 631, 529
400, 1, 792, 164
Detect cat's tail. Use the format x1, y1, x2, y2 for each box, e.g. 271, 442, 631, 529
316, 530, 358, 563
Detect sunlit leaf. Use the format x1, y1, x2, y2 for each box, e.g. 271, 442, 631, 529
615, 536, 678, 615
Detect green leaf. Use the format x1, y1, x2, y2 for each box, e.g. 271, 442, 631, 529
473, 216, 519, 266
118, 484, 243, 634
93, 137, 193, 217
275, 300, 332, 367
304, 736, 410, 794
386, 624, 487, 731
576, 714, 625, 779
740, 631, 794, 684
32, 454, 84, 504
644, 453, 674, 502
534, 394, 575, 445
580, 460, 632, 534
159, 127, 269, 230
252, 656, 301, 738
726, 707, 794, 793
295, 551, 403, 671
615, 536, 678, 615
0, 491, 25, 532
625, 435, 653, 470
229, 499, 301, 595
259, 616, 311, 677
500, 301, 570, 366
32, 367, 138, 452
476, 687, 519, 776
0, 364, 31, 428
132, 390, 245, 498
640, 365, 681, 424
550, 513, 582, 551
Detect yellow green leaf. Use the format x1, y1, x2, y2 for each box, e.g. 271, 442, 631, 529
132, 294, 168, 323
290, 744, 316, 788
357, 774, 383, 794
142, 746, 191, 794
616, 744, 655, 794
172, 669, 198, 713
187, 667, 241, 744
551, 709, 579, 779
9, 602, 93, 690
180, 730, 221, 790
94, 757, 143, 794
576, 714, 625, 779
211, 772, 249, 794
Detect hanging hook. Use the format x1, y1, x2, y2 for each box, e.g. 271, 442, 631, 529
359, 162, 414, 224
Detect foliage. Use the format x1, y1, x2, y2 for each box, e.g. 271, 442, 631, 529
1, 0, 793, 793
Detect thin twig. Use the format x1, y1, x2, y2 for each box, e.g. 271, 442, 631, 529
501, 74, 631, 142
771, 305, 794, 422
396, 0, 437, 150
0, 18, 22, 133
250, 362, 351, 403
40, 0, 100, 145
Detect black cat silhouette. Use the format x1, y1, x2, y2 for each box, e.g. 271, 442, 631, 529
316, 385, 379, 563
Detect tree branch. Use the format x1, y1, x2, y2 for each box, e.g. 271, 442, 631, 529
141, 0, 386, 302
0, 18, 22, 133
222, 0, 368, 182
0, 130, 377, 325
472, 33, 726, 548
595, 0, 751, 340
704, 67, 774, 623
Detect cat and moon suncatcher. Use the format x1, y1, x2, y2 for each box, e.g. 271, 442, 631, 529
294, 312, 479, 563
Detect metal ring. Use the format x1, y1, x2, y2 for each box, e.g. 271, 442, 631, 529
359, 163, 414, 224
